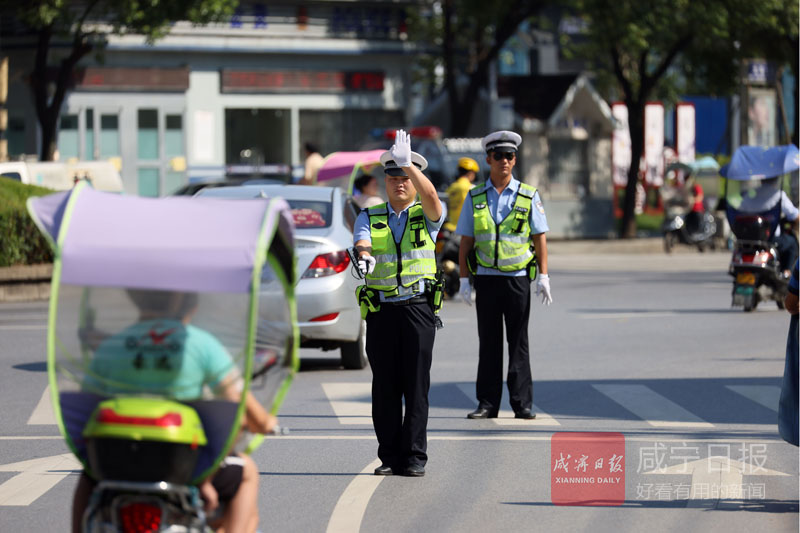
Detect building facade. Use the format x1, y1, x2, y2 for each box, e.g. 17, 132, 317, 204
5, 2, 419, 196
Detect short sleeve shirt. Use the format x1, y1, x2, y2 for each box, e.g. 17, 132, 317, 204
354, 202, 445, 301
455, 177, 549, 276
86, 319, 235, 400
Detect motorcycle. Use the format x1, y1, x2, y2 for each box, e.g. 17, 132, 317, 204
722, 144, 799, 312
435, 227, 461, 298
27, 182, 298, 531
661, 162, 718, 253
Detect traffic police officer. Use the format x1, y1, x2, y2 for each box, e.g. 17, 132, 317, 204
353, 129, 444, 476
455, 130, 552, 420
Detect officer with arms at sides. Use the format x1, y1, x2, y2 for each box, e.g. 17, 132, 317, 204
443, 157, 480, 232
352, 129, 444, 477
455, 130, 552, 420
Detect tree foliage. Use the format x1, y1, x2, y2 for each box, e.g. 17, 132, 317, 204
408, 0, 547, 137
0, 0, 237, 161
565, 0, 744, 237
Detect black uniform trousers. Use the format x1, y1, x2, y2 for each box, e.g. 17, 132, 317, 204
473, 275, 533, 414
365, 299, 435, 469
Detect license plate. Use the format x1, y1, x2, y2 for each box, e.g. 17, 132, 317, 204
735, 285, 755, 295
736, 272, 756, 284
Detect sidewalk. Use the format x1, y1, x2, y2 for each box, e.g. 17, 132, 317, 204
548, 237, 697, 255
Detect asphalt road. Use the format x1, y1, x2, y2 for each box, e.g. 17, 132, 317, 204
0, 250, 797, 532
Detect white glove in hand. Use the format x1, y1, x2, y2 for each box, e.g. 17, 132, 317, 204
536, 273, 552, 305
459, 277, 472, 306
357, 255, 376, 277
391, 129, 412, 167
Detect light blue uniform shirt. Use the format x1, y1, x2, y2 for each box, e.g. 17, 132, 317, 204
354, 202, 445, 301
455, 177, 549, 276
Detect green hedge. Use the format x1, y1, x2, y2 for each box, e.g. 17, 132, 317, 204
0, 179, 55, 267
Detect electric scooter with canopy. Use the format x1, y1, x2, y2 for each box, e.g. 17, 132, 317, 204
27, 183, 298, 531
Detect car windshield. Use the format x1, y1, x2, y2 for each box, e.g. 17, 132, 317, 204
288, 200, 332, 228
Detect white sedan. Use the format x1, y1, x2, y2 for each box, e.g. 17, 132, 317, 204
198, 184, 366, 369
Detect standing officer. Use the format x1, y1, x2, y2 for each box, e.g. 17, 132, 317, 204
455, 130, 552, 420
353, 129, 444, 477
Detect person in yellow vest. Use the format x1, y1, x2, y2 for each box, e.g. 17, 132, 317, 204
353, 129, 444, 477
443, 157, 479, 232
455, 130, 552, 420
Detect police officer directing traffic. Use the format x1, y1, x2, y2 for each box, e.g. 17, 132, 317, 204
353, 129, 444, 477
455, 130, 552, 420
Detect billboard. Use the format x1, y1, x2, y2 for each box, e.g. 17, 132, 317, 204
611, 103, 631, 187
676, 103, 696, 163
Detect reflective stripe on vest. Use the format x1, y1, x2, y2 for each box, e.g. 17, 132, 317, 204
365, 202, 437, 291
471, 183, 536, 272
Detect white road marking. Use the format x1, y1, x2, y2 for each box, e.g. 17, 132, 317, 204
644, 456, 788, 508
326, 459, 382, 533
321, 383, 373, 425
455, 383, 560, 426
0, 453, 81, 506
725, 385, 780, 412
27, 385, 56, 425
578, 312, 678, 319
593, 384, 714, 428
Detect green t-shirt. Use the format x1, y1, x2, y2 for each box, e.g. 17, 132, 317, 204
85, 319, 236, 400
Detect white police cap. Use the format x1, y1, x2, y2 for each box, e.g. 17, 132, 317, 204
379, 150, 428, 176
481, 130, 522, 153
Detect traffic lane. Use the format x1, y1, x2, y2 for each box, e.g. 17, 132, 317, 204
254, 437, 797, 533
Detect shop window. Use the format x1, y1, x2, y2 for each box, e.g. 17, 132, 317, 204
165, 114, 184, 158
137, 109, 159, 160
137, 168, 160, 197
58, 114, 79, 160
7, 117, 25, 157
85, 109, 95, 160
100, 115, 120, 158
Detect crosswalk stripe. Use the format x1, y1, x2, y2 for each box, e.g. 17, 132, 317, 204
725, 385, 780, 412
27, 385, 56, 425
455, 383, 560, 426
593, 384, 714, 428
321, 383, 373, 425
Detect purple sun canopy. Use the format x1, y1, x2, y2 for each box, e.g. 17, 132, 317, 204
28, 186, 294, 294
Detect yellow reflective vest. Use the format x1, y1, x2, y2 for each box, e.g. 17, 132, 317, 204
471, 183, 536, 272
365, 202, 437, 292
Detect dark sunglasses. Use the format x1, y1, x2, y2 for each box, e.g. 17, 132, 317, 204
491, 151, 516, 161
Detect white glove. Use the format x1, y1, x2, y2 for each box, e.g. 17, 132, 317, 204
459, 277, 472, 306
357, 255, 376, 277
536, 273, 552, 305
391, 129, 412, 167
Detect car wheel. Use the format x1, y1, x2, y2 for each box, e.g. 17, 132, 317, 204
341, 321, 368, 370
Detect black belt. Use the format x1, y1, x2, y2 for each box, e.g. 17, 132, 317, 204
382, 295, 428, 306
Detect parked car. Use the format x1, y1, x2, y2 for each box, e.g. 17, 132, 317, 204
197, 184, 366, 369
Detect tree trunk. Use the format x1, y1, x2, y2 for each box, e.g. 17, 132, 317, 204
620, 101, 645, 238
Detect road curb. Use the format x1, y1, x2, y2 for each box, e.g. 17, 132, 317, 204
0, 264, 52, 302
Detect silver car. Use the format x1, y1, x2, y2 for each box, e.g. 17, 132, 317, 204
197, 184, 367, 369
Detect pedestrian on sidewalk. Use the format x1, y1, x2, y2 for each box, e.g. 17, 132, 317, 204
456, 130, 552, 420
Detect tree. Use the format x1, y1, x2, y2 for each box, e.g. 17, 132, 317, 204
0, 0, 237, 161
566, 0, 742, 238
409, 0, 547, 137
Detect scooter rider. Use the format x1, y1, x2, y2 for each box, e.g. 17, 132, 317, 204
739, 177, 799, 275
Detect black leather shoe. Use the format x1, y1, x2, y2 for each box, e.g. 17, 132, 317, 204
404, 464, 425, 477
514, 409, 536, 420
374, 464, 394, 476
467, 407, 498, 419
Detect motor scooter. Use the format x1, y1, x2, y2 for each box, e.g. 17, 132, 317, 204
27, 183, 298, 531
660, 185, 717, 252
722, 144, 799, 312
435, 227, 461, 298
